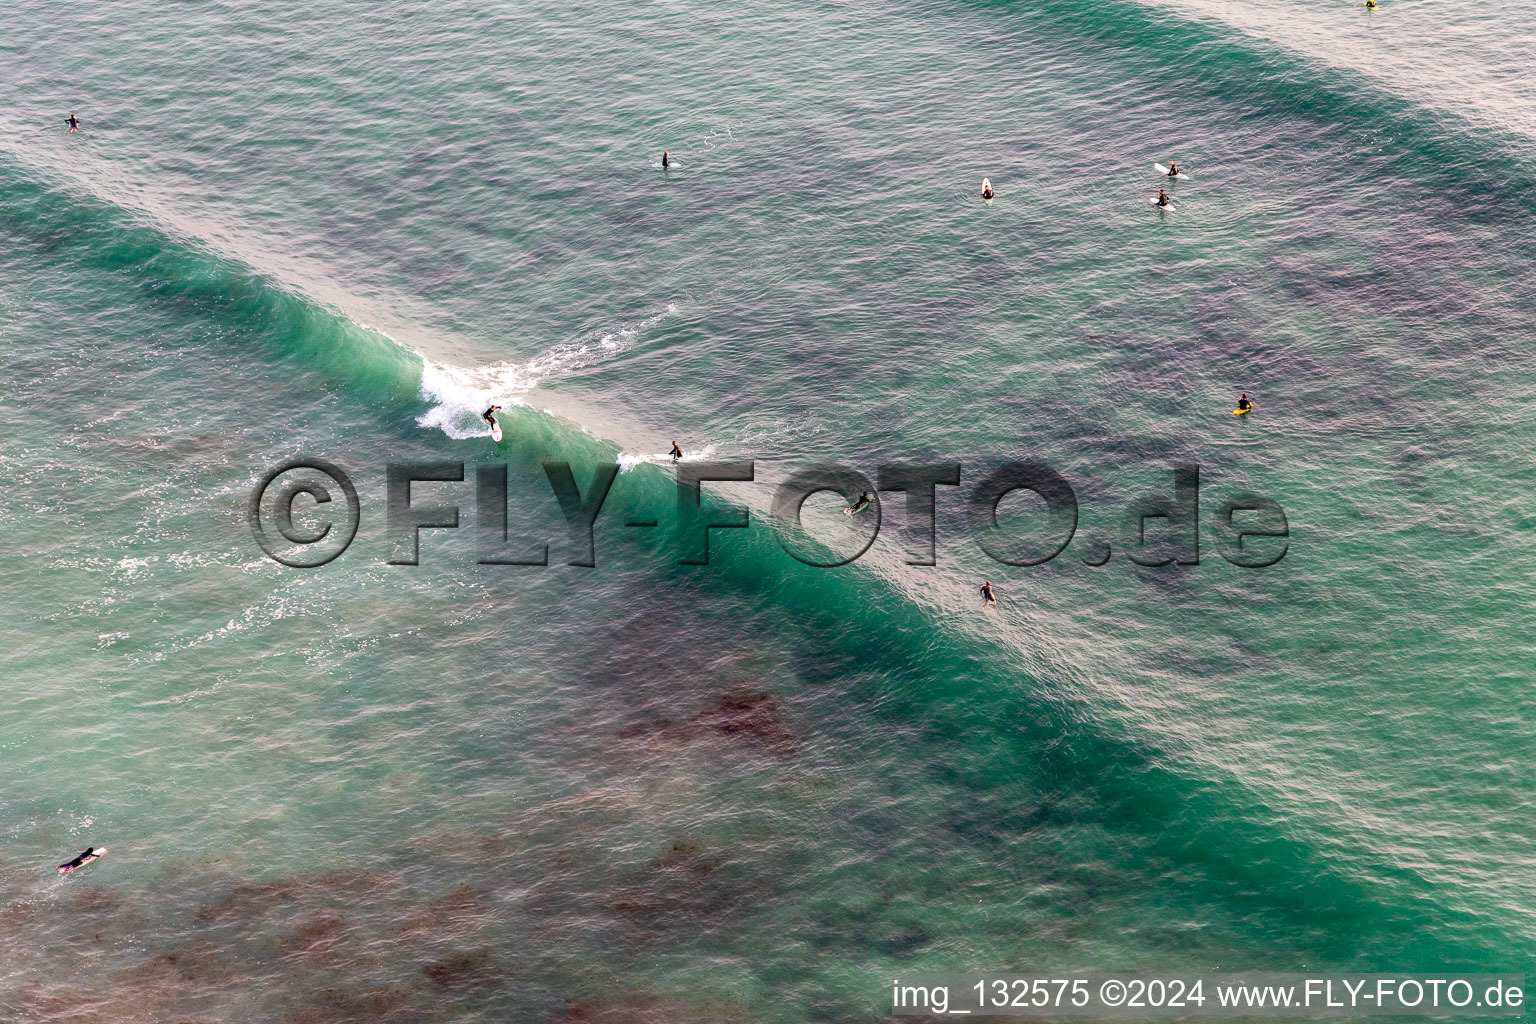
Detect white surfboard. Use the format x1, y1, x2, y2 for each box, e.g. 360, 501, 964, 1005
57, 847, 107, 875
490, 420, 503, 442
1150, 197, 1176, 211
1154, 163, 1188, 179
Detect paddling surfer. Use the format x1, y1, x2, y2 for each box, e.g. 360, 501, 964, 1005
57, 847, 106, 874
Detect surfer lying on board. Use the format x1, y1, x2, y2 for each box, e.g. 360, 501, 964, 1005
58, 847, 106, 874
66, 114, 80, 133
981, 178, 994, 200
980, 581, 997, 607
1156, 189, 1170, 207
482, 405, 502, 431
1166, 161, 1179, 177
843, 492, 872, 516
1236, 394, 1253, 412
669, 441, 683, 462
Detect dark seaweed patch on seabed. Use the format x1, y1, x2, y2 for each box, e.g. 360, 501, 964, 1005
194, 868, 398, 923
599, 836, 779, 939
614, 689, 797, 754
281, 985, 417, 1024
3, 863, 521, 1021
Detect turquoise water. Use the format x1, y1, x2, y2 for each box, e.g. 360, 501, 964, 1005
2, 0, 1534, 1019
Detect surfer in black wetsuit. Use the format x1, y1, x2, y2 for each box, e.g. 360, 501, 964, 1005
662, 151, 669, 169
669, 441, 683, 462
843, 492, 872, 516
980, 581, 996, 607
982, 179, 994, 200
1167, 162, 1179, 177
57, 847, 106, 874
66, 114, 80, 133
1156, 189, 1170, 207
482, 405, 502, 430
1236, 394, 1253, 412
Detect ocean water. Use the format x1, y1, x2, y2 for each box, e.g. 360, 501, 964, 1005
1, 0, 1533, 1019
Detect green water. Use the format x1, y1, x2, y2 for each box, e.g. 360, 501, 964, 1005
0, 0, 1532, 1019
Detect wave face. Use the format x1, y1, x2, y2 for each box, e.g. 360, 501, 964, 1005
1, 0, 1534, 1018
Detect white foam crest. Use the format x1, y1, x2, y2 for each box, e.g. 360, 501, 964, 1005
415, 304, 679, 440
616, 444, 720, 473
415, 358, 533, 439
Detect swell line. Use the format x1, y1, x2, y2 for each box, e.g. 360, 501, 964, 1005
0, 143, 1515, 969
975, 0, 1536, 222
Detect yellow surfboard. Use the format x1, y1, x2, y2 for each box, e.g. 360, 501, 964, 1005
1232, 407, 1251, 415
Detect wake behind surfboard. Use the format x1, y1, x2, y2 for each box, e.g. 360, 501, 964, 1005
618, 445, 720, 472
